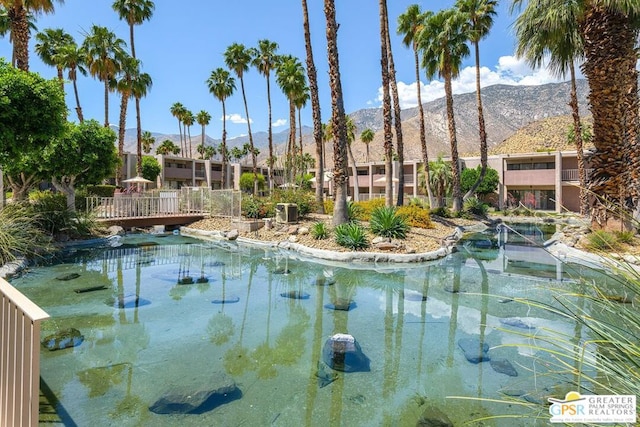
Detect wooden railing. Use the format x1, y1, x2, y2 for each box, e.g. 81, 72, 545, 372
1, 278, 49, 427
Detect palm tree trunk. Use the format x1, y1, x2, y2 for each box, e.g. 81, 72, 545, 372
379, 0, 393, 208
464, 40, 488, 201
116, 91, 129, 186
298, 107, 303, 166
383, 0, 404, 207
56, 66, 65, 92
302, 0, 324, 213
267, 74, 274, 191
103, 80, 110, 127
10, 5, 29, 71
347, 142, 359, 201
568, 62, 587, 216
413, 46, 434, 207
239, 77, 258, 195
324, 0, 349, 225
288, 100, 296, 182
177, 120, 184, 157
187, 124, 192, 159
444, 71, 462, 212
221, 101, 228, 189
72, 74, 84, 122
135, 96, 143, 176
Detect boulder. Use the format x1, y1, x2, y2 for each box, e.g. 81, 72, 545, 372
371, 236, 389, 245
457, 337, 490, 364
298, 227, 310, 235
107, 225, 125, 236
288, 235, 298, 243
416, 405, 454, 427
226, 229, 239, 241
149, 372, 241, 414
490, 358, 518, 377
322, 333, 370, 372
287, 225, 299, 235
42, 328, 84, 351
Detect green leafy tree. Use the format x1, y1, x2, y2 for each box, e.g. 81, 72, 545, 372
206, 67, 235, 189
43, 120, 119, 210
239, 172, 265, 193
0, 59, 66, 199
460, 165, 498, 195
141, 155, 161, 182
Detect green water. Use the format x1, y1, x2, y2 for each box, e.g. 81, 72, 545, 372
9, 232, 623, 426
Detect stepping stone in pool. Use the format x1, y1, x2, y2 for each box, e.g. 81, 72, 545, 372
324, 299, 356, 311
177, 276, 194, 285
499, 317, 535, 330
417, 405, 454, 427
490, 358, 518, 377
280, 291, 310, 300
212, 296, 240, 304
149, 372, 241, 414
402, 290, 427, 302
322, 333, 370, 372
111, 294, 151, 309
196, 276, 209, 284
314, 276, 335, 286
206, 261, 226, 267
315, 360, 338, 388
444, 284, 467, 294
56, 273, 80, 281
41, 328, 84, 351
457, 337, 490, 364
272, 267, 291, 275
74, 285, 108, 294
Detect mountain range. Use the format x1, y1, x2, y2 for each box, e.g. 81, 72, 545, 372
122, 79, 591, 166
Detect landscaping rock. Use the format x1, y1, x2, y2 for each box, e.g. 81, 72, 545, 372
298, 227, 309, 235
499, 317, 535, 330
372, 236, 390, 245
226, 229, 239, 241
42, 328, 84, 351
149, 372, 241, 414
322, 333, 370, 372
490, 358, 518, 377
287, 225, 299, 235
374, 242, 400, 251
107, 225, 125, 236
457, 337, 490, 363
288, 235, 298, 243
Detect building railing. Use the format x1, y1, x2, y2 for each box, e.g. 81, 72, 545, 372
1, 278, 50, 427
562, 168, 593, 182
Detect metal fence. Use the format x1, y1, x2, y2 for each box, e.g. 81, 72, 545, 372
1, 278, 50, 427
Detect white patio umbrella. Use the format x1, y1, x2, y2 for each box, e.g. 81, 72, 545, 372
309, 171, 333, 183
123, 176, 153, 192
373, 176, 399, 183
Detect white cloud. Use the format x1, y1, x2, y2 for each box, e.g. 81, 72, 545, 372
377, 55, 573, 109
223, 113, 252, 124
272, 118, 287, 127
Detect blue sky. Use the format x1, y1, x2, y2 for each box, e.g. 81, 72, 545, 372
0, 0, 568, 138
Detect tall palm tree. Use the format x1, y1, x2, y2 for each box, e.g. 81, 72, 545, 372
2, 0, 61, 71
83, 25, 127, 127
360, 128, 374, 163
512, 0, 587, 215
206, 67, 236, 189
225, 42, 259, 194
419, 156, 452, 208
196, 110, 211, 153
34, 28, 73, 91
250, 39, 279, 190
325, 117, 359, 201
141, 130, 155, 153
301, 0, 324, 213
294, 85, 309, 163
55, 41, 86, 122
111, 53, 139, 185
170, 102, 185, 156
156, 139, 180, 156
398, 5, 435, 207
182, 109, 194, 158
324, 0, 349, 225
457, 0, 497, 201
419, 9, 469, 213
381, 0, 404, 206
379, 0, 394, 208
131, 70, 152, 175
276, 54, 306, 182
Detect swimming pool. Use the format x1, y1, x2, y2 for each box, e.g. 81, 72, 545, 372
10, 231, 621, 426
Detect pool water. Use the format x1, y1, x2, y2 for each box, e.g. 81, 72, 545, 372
9, 231, 622, 426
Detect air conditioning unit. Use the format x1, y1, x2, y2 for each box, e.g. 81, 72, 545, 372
275, 203, 298, 224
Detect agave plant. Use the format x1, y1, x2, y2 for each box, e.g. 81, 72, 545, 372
334, 222, 369, 250
369, 206, 409, 239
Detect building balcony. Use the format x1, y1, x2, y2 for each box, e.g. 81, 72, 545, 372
561, 168, 593, 182
504, 169, 555, 186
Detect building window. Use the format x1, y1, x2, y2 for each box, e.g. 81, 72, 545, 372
507, 189, 556, 210
507, 161, 555, 171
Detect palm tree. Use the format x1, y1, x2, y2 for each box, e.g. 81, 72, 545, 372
170, 102, 186, 156
111, 53, 139, 185
301, 0, 325, 213
141, 130, 155, 153
293, 85, 309, 165
360, 128, 374, 163
379, 0, 394, 208
456, 0, 497, 201
34, 28, 73, 91
325, 117, 359, 201
206, 67, 236, 189
324, 0, 349, 225
419, 156, 452, 208
83, 25, 127, 127
131, 70, 152, 175
156, 139, 180, 155
182, 109, 194, 158
276, 54, 306, 182
250, 39, 279, 190
225, 42, 259, 194
196, 110, 211, 153
398, 5, 435, 207
512, 0, 587, 215
1, 0, 61, 71
55, 41, 87, 122
419, 9, 469, 213
381, 0, 404, 207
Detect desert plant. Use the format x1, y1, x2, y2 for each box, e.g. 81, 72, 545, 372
271, 189, 316, 217
29, 190, 75, 235
397, 205, 433, 229
585, 230, 618, 251
0, 202, 52, 264
347, 200, 363, 223
323, 199, 334, 215
353, 198, 385, 221
370, 206, 409, 239
311, 221, 329, 240
463, 196, 489, 216
335, 222, 369, 250
241, 195, 267, 219
430, 206, 452, 218
614, 230, 636, 245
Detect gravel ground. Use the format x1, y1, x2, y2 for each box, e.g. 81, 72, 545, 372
187, 214, 480, 254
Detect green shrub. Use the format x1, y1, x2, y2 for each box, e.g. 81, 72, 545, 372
270, 189, 316, 217
0, 202, 52, 264
585, 230, 618, 250
408, 197, 429, 209
29, 190, 73, 235
335, 222, 369, 250
370, 206, 409, 239
311, 222, 329, 240
463, 196, 489, 216
239, 172, 266, 193
430, 206, 452, 218
85, 185, 116, 197
323, 199, 334, 215
241, 195, 267, 219
353, 198, 385, 221
397, 205, 433, 229
615, 230, 635, 244
347, 201, 363, 223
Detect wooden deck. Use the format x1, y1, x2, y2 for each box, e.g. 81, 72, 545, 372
96, 214, 205, 229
